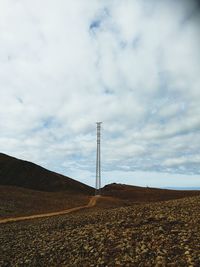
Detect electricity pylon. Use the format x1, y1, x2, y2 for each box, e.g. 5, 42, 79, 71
95, 122, 102, 195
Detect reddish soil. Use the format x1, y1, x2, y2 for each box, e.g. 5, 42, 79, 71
102, 183, 200, 202
0, 153, 94, 194
0, 185, 90, 218
0, 195, 99, 224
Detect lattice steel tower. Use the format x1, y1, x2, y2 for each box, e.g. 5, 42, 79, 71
96, 122, 102, 195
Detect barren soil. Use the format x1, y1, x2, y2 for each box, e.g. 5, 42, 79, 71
102, 183, 200, 202
0, 196, 200, 266
0, 186, 90, 219
0, 196, 98, 224
0, 153, 94, 193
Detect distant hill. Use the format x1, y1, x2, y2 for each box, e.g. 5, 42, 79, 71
0, 153, 94, 194
102, 183, 200, 202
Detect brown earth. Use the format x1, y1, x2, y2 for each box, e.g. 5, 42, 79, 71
0, 153, 94, 193
0, 195, 200, 266
102, 183, 200, 202
1, 152, 200, 266
0, 195, 99, 224
0, 185, 91, 218
1, 153, 200, 219
1, 182, 200, 219
0, 153, 95, 219
2, 183, 199, 219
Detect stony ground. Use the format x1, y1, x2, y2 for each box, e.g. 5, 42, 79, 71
0, 186, 90, 218
0, 196, 200, 267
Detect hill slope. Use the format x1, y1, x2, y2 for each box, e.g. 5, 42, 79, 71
102, 183, 200, 202
0, 153, 94, 194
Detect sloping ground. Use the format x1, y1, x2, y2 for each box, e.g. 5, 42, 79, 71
0, 196, 200, 266
0, 188, 122, 219
102, 183, 200, 202
0, 153, 94, 193
0, 185, 90, 218
0, 196, 98, 224
91, 195, 128, 209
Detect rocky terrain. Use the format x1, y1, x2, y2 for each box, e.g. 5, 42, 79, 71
0, 195, 200, 267
1, 153, 200, 266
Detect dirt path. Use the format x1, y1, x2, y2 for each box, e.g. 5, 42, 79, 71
0, 195, 100, 225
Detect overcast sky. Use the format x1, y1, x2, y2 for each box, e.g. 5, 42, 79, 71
0, 0, 200, 188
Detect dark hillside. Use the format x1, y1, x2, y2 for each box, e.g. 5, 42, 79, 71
0, 153, 94, 194
102, 183, 200, 202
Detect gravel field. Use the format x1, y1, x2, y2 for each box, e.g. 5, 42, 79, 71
0, 196, 200, 267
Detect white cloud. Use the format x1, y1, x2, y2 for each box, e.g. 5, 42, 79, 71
163, 156, 200, 167
0, 0, 200, 187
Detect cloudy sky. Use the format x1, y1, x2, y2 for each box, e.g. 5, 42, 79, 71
0, 0, 200, 188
